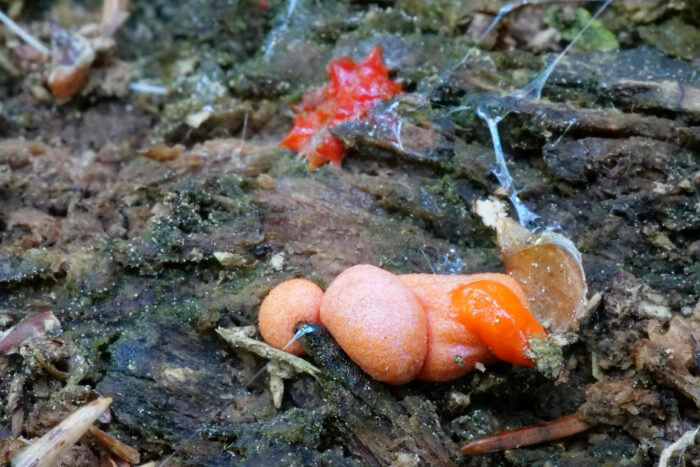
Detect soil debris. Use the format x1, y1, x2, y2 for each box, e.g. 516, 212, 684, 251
0, 311, 60, 354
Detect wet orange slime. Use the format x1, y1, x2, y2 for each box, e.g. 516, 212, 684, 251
450, 280, 546, 369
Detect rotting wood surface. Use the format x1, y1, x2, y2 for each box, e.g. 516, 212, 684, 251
0, 1, 699, 465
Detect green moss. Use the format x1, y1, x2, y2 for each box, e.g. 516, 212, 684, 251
64, 248, 117, 300
451, 406, 498, 442
588, 434, 641, 461
545, 6, 618, 52
265, 408, 326, 448
108, 174, 261, 271
210, 407, 328, 458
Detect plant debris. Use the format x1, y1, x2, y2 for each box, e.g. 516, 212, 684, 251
11, 398, 112, 467
0, 311, 60, 355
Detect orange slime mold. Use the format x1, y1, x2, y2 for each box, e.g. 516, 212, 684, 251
259, 266, 546, 383
450, 280, 547, 368
320, 265, 427, 385
398, 273, 529, 382
258, 278, 323, 355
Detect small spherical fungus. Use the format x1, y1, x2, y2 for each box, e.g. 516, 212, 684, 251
320, 264, 427, 385
280, 45, 402, 169
258, 278, 323, 355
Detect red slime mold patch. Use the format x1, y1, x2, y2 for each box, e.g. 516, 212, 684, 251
280, 45, 402, 169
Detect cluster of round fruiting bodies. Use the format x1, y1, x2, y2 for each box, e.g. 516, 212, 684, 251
259, 264, 547, 384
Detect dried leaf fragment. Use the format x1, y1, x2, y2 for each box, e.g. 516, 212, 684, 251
48, 27, 95, 99
0, 311, 60, 355
215, 326, 321, 379
579, 379, 662, 426
140, 144, 184, 161
100, 0, 130, 37
217, 326, 321, 410
473, 198, 588, 334
267, 360, 295, 409
633, 308, 700, 408
47, 0, 130, 100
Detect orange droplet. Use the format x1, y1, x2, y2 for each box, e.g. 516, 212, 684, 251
450, 280, 547, 368
400, 273, 526, 381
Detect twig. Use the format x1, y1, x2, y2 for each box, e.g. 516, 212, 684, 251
11, 398, 113, 467
87, 425, 140, 464
216, 326, 321, 379
461, 413, 592, 455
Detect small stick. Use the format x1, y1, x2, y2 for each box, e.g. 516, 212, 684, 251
11, 398, 112, 467
87, 425, 140, 464
32, 346, 70, 379
461, 413, 592, 455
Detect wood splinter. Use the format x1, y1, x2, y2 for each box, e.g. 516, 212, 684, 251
461, 413, 592, 455
87, 425, 140, 464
